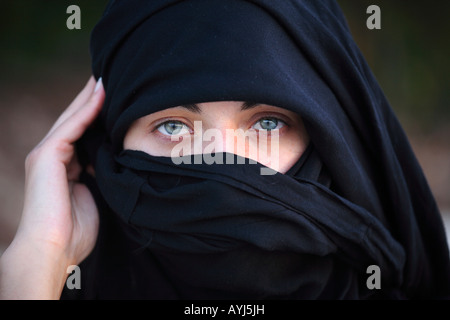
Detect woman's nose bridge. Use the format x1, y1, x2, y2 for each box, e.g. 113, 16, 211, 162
196, 124, 257, 156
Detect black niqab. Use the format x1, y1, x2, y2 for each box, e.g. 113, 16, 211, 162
65, 0, 450, 299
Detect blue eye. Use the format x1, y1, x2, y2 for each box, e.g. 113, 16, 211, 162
252, 118, 284, 131
157, 121, 190, 136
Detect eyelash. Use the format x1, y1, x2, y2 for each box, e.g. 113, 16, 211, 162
151, 115, 289, 139
252, 117, 285, 131
150, 117, 193, 139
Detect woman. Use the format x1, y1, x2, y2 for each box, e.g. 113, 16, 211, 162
1, 0, 449, 299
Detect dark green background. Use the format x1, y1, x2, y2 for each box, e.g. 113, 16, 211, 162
0, 1, 449, 248
0, 1, 449, 130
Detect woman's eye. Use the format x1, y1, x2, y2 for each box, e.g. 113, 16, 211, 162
156, 121, 190, 136
252, 118, 284, 131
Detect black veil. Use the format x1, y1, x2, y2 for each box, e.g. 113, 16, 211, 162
65, 0, 450, 299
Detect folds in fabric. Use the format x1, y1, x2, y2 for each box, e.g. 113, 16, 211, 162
70, 0, 450, 299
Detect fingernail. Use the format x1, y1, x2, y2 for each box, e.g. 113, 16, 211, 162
94, 77, 103, 93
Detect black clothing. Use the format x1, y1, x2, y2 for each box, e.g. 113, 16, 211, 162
64, 0, 450, 299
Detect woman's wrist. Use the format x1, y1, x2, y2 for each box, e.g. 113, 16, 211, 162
0, 235, 73, 300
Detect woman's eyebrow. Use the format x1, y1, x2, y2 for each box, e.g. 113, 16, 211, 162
180, 102, 261, 113
180, 104, 202, 113
241, 102, 261, 110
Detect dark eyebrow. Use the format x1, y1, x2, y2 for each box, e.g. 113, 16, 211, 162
240, 102, 261, 110
180, 102, 261, 113
180, 103, 202, 113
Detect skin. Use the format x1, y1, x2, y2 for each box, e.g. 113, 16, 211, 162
124, 101, 309, 174
0, 78, 308, 299
0, 76, 104, 299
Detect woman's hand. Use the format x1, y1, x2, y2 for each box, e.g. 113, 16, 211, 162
0, 76, 104, 299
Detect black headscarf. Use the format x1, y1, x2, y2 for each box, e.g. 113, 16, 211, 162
64, 0, 450, 299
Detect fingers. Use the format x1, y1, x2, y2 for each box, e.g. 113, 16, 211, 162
16, 76, 103, 275
47, 76, 97, 135
42, 77, 104, 146
26, 76, 104, 171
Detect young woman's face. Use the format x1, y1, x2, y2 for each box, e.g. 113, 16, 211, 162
123, 101, 309, 173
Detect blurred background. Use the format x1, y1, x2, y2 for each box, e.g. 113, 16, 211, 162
0, 0, 449, 254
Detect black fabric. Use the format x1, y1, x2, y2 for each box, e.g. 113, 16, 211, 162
64, 0, 450, 299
